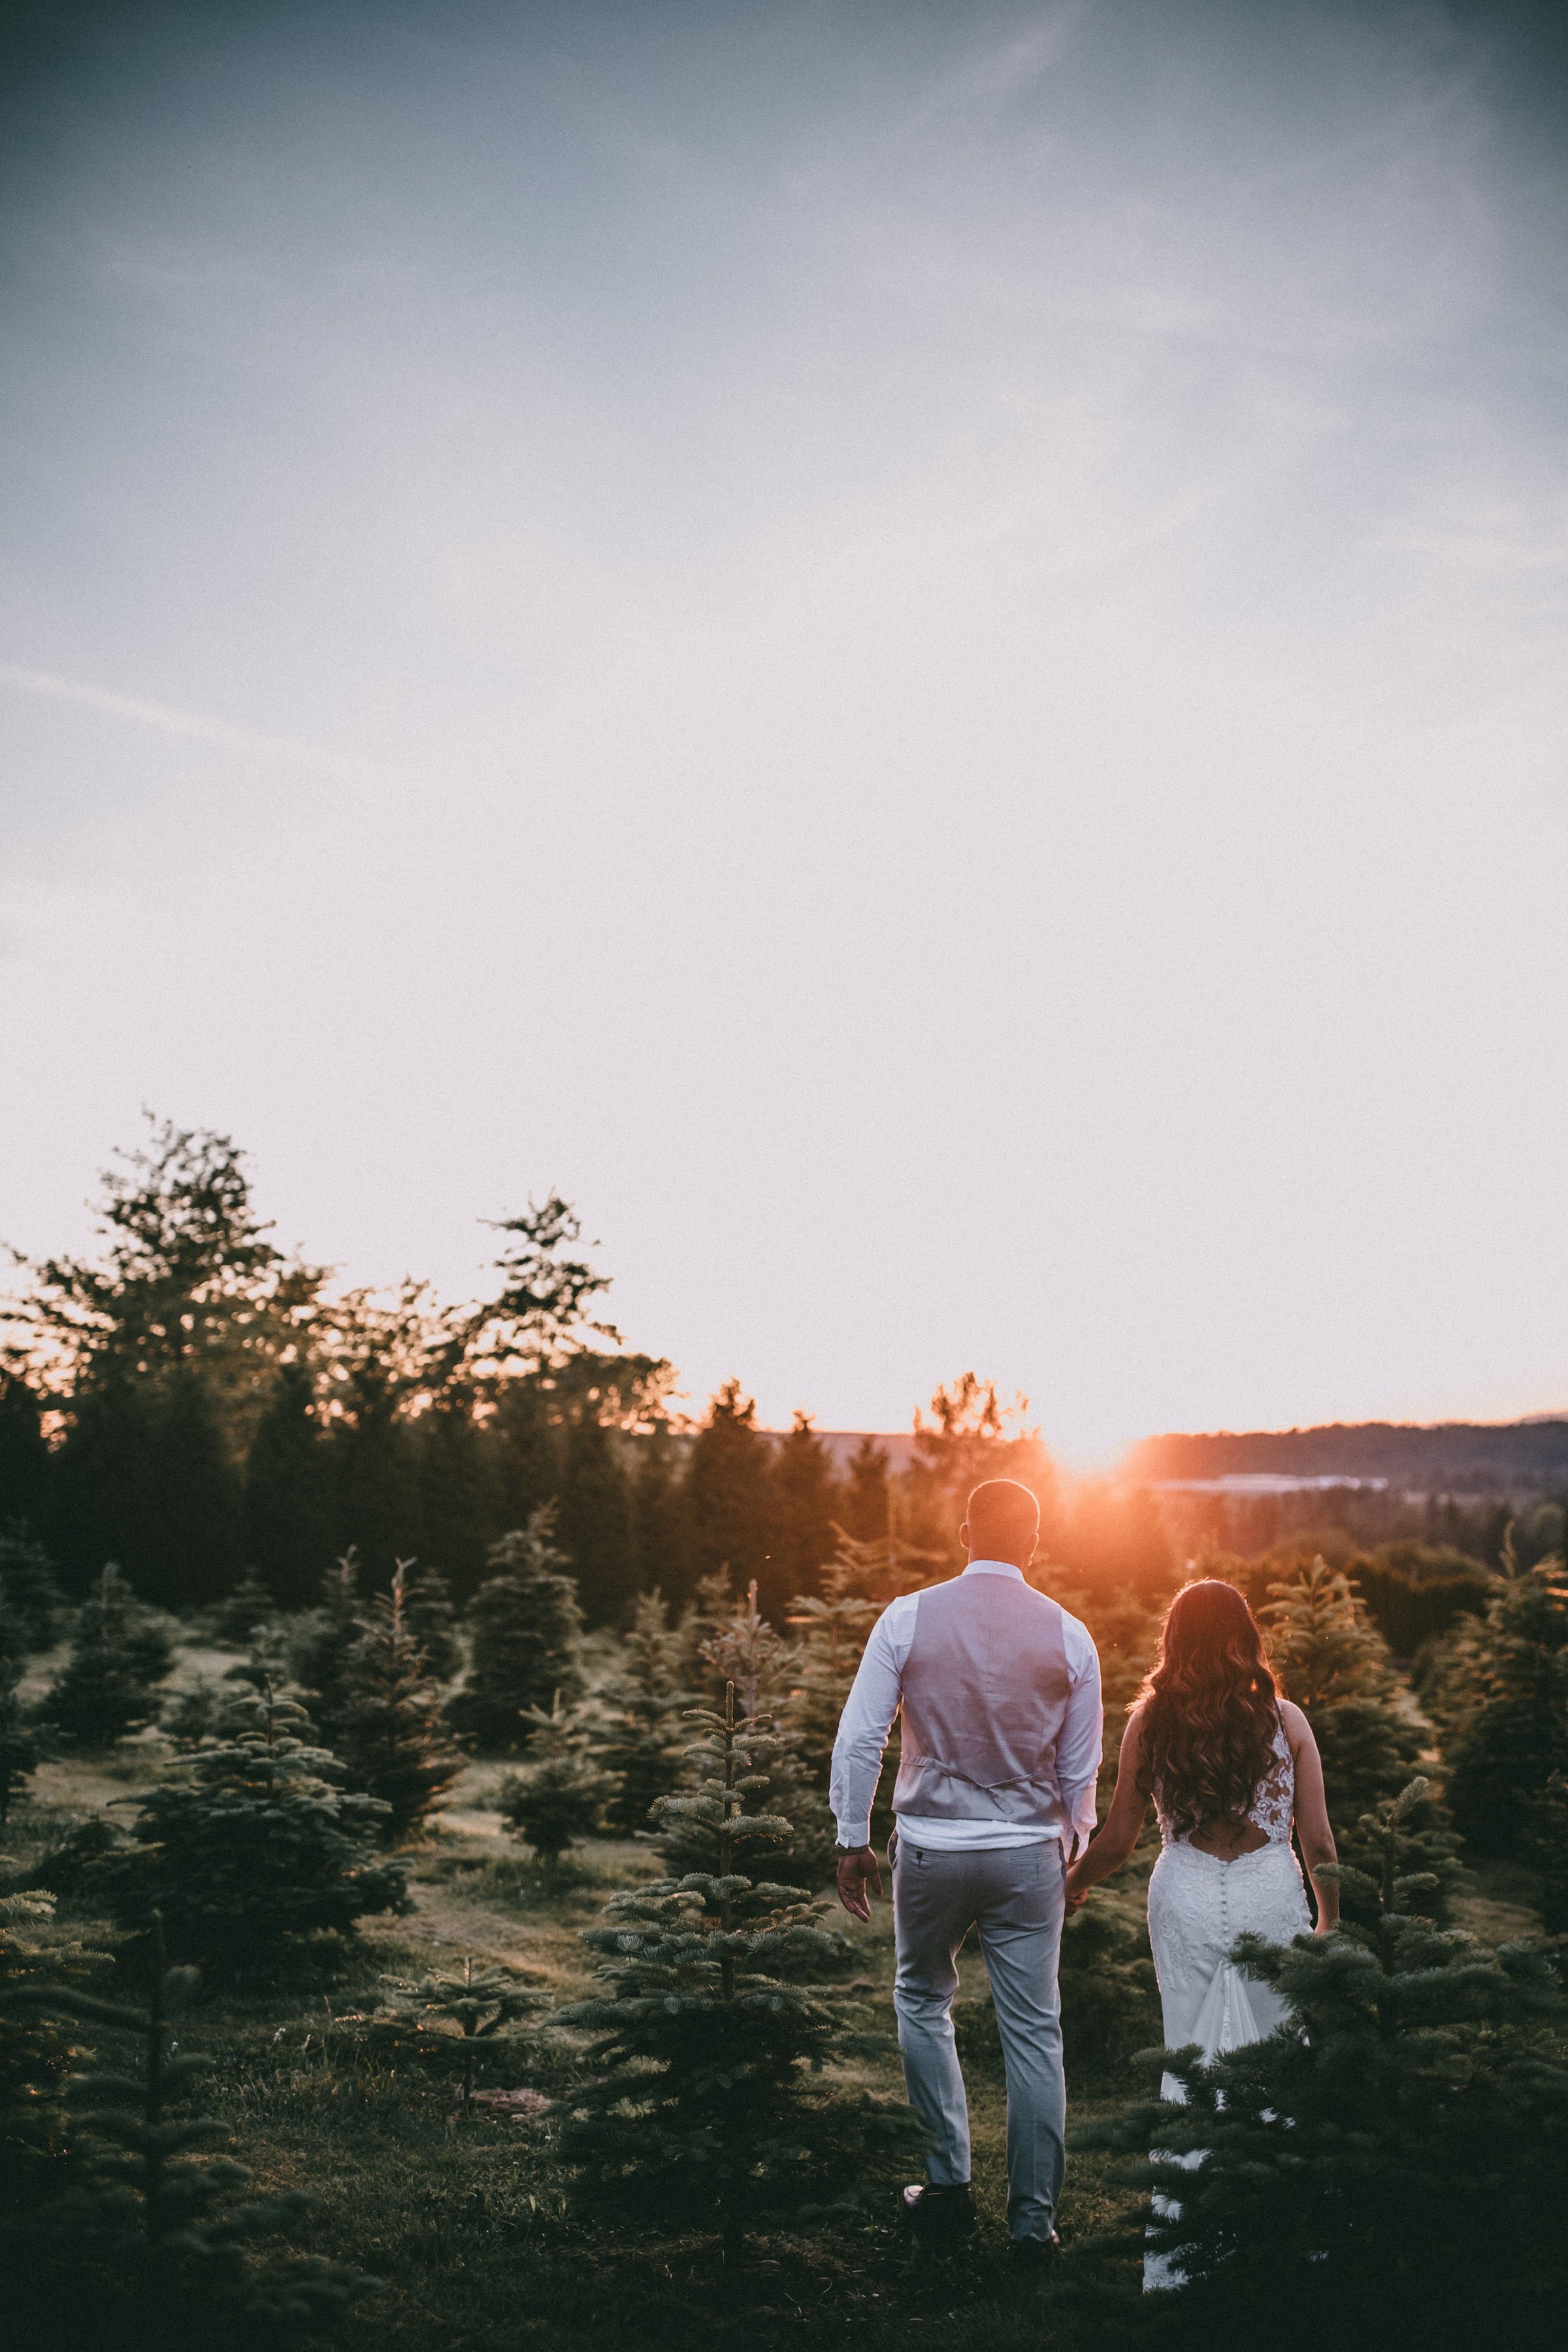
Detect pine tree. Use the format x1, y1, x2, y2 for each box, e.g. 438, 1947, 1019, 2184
6, 1912, 367, 2349
0, 1674, 48, 1824
413, 1394, 495, 1600
325, 1362, 420, 1580
684, 1380, 776, 1595
42, 1565, 176, 1746
337, 1565, 462, 1842
289, 1554, 364, 1748
91, 1684, 408, 1970
840, 1437, 892, 1543
557, 1685, 926, 2249
1443, 1557, 1568, 1855
445, 1510, 584, 1753
592, 1589, 693, 1833
497, 1693, 619, 1863
240, 1360, 334, 1608
769, 1413, 839, 1620
364, 1955, 547, 2108
0, 1521, 65, 1650
0, 1884, 106, 2221
630, 1420, 691, 1607
556, 1409, 634, 1626
0, 1371, 50, 1535
398, 1559, 460, 1680
672, 1578, 826, 1886
1262, 1554, 1428, 1821
1524, 1771, 1568, 1933
1086, 1778, 1568, 2349
142, 1365, 243, 1610
212, 1566, 278, 1646
785, 1535, 883, 1764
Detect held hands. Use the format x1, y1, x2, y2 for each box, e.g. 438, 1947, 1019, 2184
835, 1847, 883, 1922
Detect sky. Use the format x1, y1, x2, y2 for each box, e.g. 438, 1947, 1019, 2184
1, 0, 1566, 1464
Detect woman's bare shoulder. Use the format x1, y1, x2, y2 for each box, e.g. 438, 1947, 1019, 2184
1277, 1697, 1313, 1743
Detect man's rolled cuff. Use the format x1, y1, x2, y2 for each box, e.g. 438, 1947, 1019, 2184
834, 1818, 873, 1849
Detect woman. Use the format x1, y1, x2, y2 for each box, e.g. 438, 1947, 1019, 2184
1063, 1578, 1338, 2286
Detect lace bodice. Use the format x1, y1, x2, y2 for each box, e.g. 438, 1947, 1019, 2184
1156, 1712, 1294, 1850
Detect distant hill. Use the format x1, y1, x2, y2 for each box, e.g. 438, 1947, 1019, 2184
1124, 1419, 1568, 1497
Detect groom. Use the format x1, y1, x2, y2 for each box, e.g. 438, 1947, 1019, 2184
831, 1478, 1102, 2257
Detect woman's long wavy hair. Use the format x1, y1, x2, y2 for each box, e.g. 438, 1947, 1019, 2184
1136, 1580, 1282, 1839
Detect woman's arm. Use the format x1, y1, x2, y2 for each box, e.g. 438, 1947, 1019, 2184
1064, 1708, 1151, 1906
1282, 1700, 1339, 1931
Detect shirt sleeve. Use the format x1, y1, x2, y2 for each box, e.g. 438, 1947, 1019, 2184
1054, 1617, 1103, 1857
828, 1597, 914, 1848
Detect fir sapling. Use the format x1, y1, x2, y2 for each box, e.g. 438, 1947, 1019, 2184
497, 1692, 619, 1863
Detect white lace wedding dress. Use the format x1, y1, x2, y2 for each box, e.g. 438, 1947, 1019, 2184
1144, 1713, 1312, 2289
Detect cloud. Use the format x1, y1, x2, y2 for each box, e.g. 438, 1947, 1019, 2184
0, 663, 379, 780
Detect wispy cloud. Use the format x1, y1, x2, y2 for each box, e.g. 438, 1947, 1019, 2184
0, 663, 378, 779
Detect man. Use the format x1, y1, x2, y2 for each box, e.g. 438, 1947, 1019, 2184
830, 1478, 1102, 2257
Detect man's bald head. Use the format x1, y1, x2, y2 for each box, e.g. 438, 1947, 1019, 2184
960, 1479, 1041, 1569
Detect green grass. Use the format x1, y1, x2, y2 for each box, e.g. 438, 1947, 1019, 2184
12, 1740, 1149, 2350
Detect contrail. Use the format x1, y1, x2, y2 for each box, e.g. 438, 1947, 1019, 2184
0, 662, 379, 779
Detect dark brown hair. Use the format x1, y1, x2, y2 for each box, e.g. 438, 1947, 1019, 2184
1136, 1580, 1281, 1839
964, 1478, 1039, 1557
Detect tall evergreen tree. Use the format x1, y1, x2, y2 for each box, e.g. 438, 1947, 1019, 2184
445, 1511, 584, 1753
630, 1420, 692, 1606
326, 1362, 420, 1580
42, 1565, 175, 1746
592, 1590, 692, 1833
1261, 1554, 1427, 1821
413, 1396, 495, 1599
555, 1410, 634, 1625
142, 1365, 242, 1610
684, 1380, 776, 1599
769, 1412, 839, 1618
0, 1372, 50, 1535
50, 1377, 158, 1593
1443, 1556, 1568, 1855
338, 1565, 462, 1843
289, 1555, 364, 1750
841, 1437, 892, 1543
1086, 1778, 1567, 2349
557, 1685, 924, 2249
399, 1560, 461, 1680
92, 1686, 408, 1970
241, 1361, 334, 1607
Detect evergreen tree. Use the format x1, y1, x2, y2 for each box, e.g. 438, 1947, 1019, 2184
92, 1685, 408, 1970
413, 1397, 495, 1599
365, 1955, 546, 2108
1086, 1778, 1568, 2349
1443, 1557, 1568, 1855
240, 1361, 334, 1608
630, 1420, 692, 1607
785, 1535, 883, 1768
1261, 1554, 1427, 1822
445, 1510, 584, 1753
142, 1365, 242, 1610
684, 1380, 776, 1597
555, 1409, 634, 1625
0, 1674, 48, 1824
769, 1413, 839, 1619
50, 1377, 159, 1593
1524, 1771, 1568, 1933
7, 1913, 367, 2349
0, 1371, 50, 1534
0, 1520, 65, 1649
0, 1884, 106, 2222
841, 1437, 892, 1543
289, 1554, 363, 1748
497, 1693, 619, 1862
592, 1589, 693, 1833
903, 1375, 1058, 1561
325, 1361, 420, 1580
557, 1685, 926, 2249
338, 1564, 462, 1843
42, 1565, 175, 1746
670, 1580, 824, 1887
399, 1559, 460, 1680
212, 1566, 278, 1646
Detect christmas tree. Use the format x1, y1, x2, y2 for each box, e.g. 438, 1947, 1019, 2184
497, 1692, 619, 1863
0, 1522, 65, 1650
591, 1588, 693, 1833
337, 1563, 462, 1842
668, 1579, 824, 1886
364, 1955, 547, 2107
397, 1559, 460, 1680
1524, 1771, 1568, 1933
42, 1565, 176, 1746
289, 1553, 364, 1748
6, 1912, 367, 2349
1086, 1778, 1567, 2349
0, 1884, 104, 2221
1443, 1556, 1568, 1855
211, 1565, 279, 1646
0, 1674, 48, 1824
91, 1683, 408, 1970
1261, 1554, 1427, 1820
445, 1509, 584, 1752
557, 1685, 926, 2250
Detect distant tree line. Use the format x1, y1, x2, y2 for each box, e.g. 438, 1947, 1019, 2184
0, 1122, 1182, 1624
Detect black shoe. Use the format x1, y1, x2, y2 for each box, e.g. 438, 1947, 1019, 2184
900, 2183, 977, 2238
1009, 2230, 1061, 2265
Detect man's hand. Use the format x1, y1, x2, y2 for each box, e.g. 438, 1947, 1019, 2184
836, 1846, 883, 1922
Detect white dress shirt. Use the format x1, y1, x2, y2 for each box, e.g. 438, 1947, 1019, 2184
829, 1560, 1103, 1854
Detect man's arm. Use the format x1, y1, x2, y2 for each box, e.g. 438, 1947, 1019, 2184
1054, 1622, 1103, 1862
829, 1597, 911, 1920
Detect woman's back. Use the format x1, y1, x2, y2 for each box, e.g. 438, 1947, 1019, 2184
1152, 1705, 1296, 1857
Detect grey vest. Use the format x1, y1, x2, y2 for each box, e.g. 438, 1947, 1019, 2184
892, 1573, 1073, 1830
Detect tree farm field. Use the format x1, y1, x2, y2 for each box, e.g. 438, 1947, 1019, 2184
10, 1700, 1140, 2352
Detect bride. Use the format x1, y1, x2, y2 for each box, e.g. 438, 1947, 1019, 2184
1063, 1578, 1339, 2285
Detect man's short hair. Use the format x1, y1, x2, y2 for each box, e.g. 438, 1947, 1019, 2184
965, 1478, 1041, 1556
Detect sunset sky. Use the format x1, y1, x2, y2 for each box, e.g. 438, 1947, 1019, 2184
3, 0, 1566, 1463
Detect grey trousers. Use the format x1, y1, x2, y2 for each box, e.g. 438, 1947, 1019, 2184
890, 1831, 1068, 2244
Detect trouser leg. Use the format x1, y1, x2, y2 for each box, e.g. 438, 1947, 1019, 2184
975, 1840, 1067, 2244
891, 1839, 975, 2187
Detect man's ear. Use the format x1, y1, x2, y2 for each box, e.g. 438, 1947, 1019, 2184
958, 1520, 970, 1550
